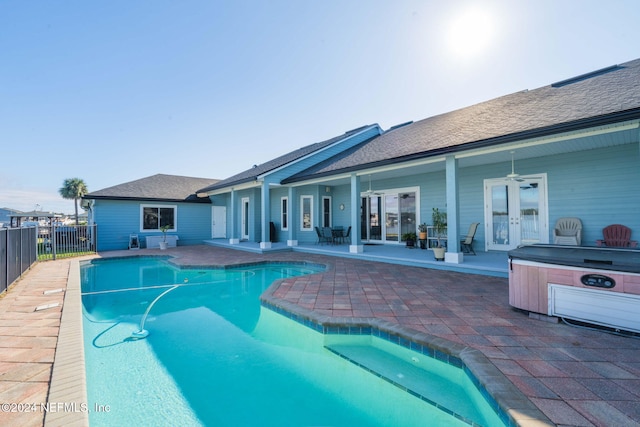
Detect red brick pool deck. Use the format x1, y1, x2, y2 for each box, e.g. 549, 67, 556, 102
1, 245, 640, 426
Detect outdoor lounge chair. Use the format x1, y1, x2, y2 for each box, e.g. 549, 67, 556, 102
596, 224, 638, 248
460, 222, 480, 255
553, 217, 582, 246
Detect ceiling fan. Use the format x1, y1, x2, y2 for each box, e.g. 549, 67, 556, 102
364, 175, 382, 196
505, 151, 525, 182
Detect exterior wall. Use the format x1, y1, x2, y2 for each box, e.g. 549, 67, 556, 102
545, 143, 639, 245
92, 200, 212, 251
266, 142, 638, 252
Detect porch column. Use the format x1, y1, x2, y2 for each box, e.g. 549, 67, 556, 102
287, 186, 297, 246
445, 155, 463, 263
229, 189, 239, 244
349, 173, 363, 253
260, 182, 271, 249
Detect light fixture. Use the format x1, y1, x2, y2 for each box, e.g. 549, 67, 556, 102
339, 203, 345, 210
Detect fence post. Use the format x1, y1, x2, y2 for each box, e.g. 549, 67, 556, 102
52, 223, 57, 260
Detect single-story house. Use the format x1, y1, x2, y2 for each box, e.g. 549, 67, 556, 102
198, 58, 640, 263
82, 174, 219, 251
85, 58, 640, 265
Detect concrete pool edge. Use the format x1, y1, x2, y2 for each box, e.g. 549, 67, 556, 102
261, 289, 553, 427
44, 259, 89, 427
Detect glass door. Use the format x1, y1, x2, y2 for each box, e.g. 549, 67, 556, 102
484, 176, 547, 250
361, 191, 417, 243
384, 195, 398, 242
361, 196, 382, 241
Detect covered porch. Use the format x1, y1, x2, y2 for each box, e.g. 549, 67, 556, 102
203, 238, 509, 277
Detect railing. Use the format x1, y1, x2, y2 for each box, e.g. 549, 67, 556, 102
36, 224, 98, 261
0, 227, 37, 294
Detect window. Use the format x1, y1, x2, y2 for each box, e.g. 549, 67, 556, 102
300, 195, 313, 230
141, 205, 176, 232
322, 196, 331, 228
281, 197, 288, 231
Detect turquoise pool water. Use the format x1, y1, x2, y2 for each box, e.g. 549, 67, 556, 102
80, 257, 505, 426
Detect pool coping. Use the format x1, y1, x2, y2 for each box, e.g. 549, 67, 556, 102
47, 256, 551, 427
44, 259, 88, 427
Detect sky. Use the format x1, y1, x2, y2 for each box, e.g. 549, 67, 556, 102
2, 0, 640, 214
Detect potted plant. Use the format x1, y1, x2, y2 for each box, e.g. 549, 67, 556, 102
159, 224, 172, 250
431, 208, 447, 260
417, 223, 428, 249
402, 231, 417, 248
418, 223, 428, 239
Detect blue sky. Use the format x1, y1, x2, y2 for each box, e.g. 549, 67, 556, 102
2, 0, 640, 214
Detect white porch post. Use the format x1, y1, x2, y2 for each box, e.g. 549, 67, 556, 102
349, 173, 363, 253
229, 189, 239, 244
260, 182, 271, 249
445, 155, 464, 263
287, 186, 297, 246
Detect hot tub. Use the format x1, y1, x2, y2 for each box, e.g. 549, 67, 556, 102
508, 244, 640, 333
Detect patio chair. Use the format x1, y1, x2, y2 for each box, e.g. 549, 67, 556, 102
553, 217, 582, 246
596, 224, 638, 248
315, 227, 329, 245
460, 222, 480, 255
322, 227, 335, 245
342, 226, 352, 244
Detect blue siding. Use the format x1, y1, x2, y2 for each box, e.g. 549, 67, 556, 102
265, 142, 639, 252
93, 200, 212, 251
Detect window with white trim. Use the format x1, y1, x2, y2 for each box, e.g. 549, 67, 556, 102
141, 205, 176, 232
322, 196, 332, 228
281, 197, 289, 231
300, 195, 313, 230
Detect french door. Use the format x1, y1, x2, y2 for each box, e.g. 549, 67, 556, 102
484, 175, 548, 250
360, 188, 417, 243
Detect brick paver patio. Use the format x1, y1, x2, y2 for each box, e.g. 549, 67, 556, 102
2, 245, 640, 426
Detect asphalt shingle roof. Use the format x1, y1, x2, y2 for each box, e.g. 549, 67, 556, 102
285, 58, 640, 181
85, 174, 219, 203
198, 125, 375, 192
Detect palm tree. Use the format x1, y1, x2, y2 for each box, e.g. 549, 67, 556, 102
59, 178, 88, 225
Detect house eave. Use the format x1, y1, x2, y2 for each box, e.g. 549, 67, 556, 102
282, 108, 640, 185
82, 195, 212, 204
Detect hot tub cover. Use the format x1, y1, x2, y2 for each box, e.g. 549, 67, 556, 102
508, 244, 640, 274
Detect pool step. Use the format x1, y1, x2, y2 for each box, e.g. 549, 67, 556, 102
325, 344, 477, 426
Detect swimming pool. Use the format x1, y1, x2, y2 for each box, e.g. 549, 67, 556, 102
81, 257, 506, 426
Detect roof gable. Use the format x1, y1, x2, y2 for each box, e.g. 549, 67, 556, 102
84, 174, 219, 203
198, 124, 380, 193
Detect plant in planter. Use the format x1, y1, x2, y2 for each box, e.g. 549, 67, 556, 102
417, 223, 428, 249
402, 232, 417, 248
159, 224, 172, 250
418, 222, 428, 239
431, 208, 447, 260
